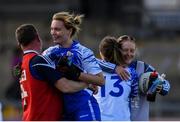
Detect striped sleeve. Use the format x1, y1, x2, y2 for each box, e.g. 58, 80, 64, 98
96, 58, 116, 73
129, 68, 139, 97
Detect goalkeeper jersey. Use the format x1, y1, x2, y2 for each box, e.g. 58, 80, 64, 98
94, 62, 138, 121
42, 40, 102, 120
97, 59, 170, 121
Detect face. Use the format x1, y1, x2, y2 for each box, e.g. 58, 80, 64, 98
50, 20, 72, 46
121, 40, 136, 65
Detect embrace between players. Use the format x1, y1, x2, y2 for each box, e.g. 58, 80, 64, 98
15, 11, 170, 121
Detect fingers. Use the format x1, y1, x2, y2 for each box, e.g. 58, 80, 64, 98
116, 66, 130, 81
88, 84, 99, 95
161, 73, 166, 79
119, 73, 129, 81
118, 70, 130, 81
156, 85, 162, 93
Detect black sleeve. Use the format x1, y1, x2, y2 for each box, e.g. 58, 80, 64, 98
29, 55, 63, 86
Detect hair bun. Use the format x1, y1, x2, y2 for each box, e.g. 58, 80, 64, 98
73, 15, 84, 25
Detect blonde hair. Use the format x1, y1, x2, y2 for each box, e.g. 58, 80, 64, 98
117, 35, 136, 46
53, 11, 84, 37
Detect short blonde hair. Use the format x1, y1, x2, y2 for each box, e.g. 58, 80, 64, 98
53, 11, 84, 37
117, 35, 136, 45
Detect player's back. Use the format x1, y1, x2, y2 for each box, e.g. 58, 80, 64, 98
21, 51, 63, 121
94, 67, 137, 121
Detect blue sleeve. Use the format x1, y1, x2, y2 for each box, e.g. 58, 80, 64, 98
81, 48, 102, 75
96, 58, 116, 73
42, 45, 63, 66
30, 55, 63, 86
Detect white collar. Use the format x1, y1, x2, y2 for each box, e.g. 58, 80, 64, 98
23, 50, 39, 55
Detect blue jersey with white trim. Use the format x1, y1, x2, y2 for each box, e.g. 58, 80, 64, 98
43, 40, 102, 113
94, 61, 138, 121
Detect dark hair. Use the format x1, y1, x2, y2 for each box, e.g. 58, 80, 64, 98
99, 36, 124, 65
15, 24, 38, 47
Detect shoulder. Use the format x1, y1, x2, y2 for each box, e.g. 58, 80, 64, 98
130, 60, 150, 70
42, 45, 59, 55
130, 60, 144, 66
30, 55, 53, 66
74, 41, 93, 53
30, 55, 46, 64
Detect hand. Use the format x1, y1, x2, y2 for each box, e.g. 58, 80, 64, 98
56, 56, 82, 81
156, 73, 167, 94
12, 62, 22, 79
115, 65, 130, 81
88, 84, 98, 95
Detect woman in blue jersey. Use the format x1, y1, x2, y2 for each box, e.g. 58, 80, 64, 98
94, 36, 139, 121
98, 35, 170, 121
42, 12, 104, 121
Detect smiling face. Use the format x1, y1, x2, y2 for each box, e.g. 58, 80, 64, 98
121, 40, 136, 65
50, 20, 72, 47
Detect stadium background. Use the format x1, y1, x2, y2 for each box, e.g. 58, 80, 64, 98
0, 0, 180, 120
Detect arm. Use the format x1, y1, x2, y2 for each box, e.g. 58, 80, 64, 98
97, 58, 130, 80
30, 55, 88, 93
138, 61, 170, 96
81, 50, 105, 86
55, 78, 88, 93
55, 55, 104, 86
79, 72, 104, 86
96, 58, 116, 73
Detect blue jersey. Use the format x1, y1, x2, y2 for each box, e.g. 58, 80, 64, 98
95, 59, 138, 120
97, 60, 170, 121
43, 40, 102, 120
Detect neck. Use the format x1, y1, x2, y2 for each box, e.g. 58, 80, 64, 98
21, 40, 41, 53
22, 47, 40, 53
61, 39, 73, 48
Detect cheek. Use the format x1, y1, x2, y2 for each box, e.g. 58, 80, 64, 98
122, 52, 127, 57
132, 53, 135, 58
